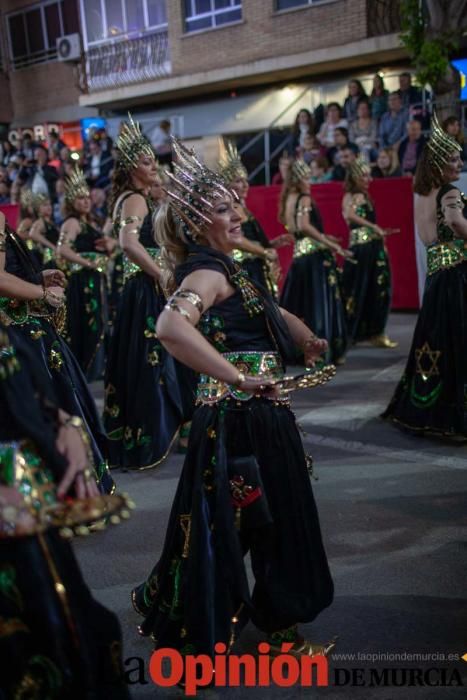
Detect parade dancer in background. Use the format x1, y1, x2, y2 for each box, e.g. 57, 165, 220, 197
0, 210, 114, 494
341, 157, 398, 348
104, 115, 192, 470
0, 323, 129, 699
383, 116, 467, 439
58, 168, 115, 381
279, 160, 350, 364
29, 193, 61, 269
219, 142, 293, 299
133, 139, 335, 660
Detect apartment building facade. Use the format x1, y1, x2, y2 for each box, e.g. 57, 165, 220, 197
0, 0, 407, 172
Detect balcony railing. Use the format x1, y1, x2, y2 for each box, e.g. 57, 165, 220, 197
367, 0, 402, 37
80, 30, 170, 93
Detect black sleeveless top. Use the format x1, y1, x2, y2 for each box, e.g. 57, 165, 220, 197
43, 219, 60, 246
64, 216, 103, 253
4, 226, 42, 284
241, 209, 271, 249
435, 183, 464, 243
348, 194, 376, 228
294, 193, 324, 239
113, 191, 157, 250
175, 244, 296, 362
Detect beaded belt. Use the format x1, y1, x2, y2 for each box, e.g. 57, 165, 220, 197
293, 236, 325, 259
0, 297, 51, 325
43, 248, 55, 264
349, 226, 381, 246
123, 247, 162, 281
196, 351, 284, 405
69, 252, 109, 274
426, 239, 467, 276
0, 440, 57, 513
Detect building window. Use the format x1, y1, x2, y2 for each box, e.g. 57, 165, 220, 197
80, 0, 167, 47
276, 0, 327, 10
7, 0, 79, 70
184, 0, 242, 33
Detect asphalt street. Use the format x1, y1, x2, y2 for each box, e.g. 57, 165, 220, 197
76, 312, 467, 699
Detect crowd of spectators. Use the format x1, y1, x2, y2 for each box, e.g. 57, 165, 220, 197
280, 71, 449, 186
0, 117, 175, 227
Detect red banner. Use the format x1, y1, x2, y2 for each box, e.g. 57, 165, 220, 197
0, 204, 20, 230
247, 177, 419, 310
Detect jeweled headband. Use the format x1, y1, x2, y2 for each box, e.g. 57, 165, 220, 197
64, 166, 89, 204
165, 137, 234, 234
218, 140, 248, 183
348, 154, 371, 179
427, 112, 462, 174
116, 112, 155, 171
290, 159, 311, 184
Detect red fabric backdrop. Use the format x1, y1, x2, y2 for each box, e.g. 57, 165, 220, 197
246, 178, 419, 310
0, 204, 20, 230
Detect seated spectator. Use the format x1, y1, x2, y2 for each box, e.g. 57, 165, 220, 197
442, 116, 466, 160
48, 130, 66, 153
331, 146, 357, 181
378, 92, 408, 149
272, 153, 292, 185
291, 108, 315, 150
297, 133, 325, 164
6, 161, 19, 184
310, 156, 332, 183
1, 140, 17, 167
371, 148, 403, 178
0, 181, 10, 204
153, 119, 172, 166
398, 118, 426, 175
349, 100, 378, 163
10, 179, 21, 204
18, 145, 59, 201
327, 127, 359, 165
18, 134, 36, 163
317, 102, 348, 149
343, 79, 367, 124
83, 138, 113, 189
370, 73, 389, 121
97, 127, 113, 154
397, 72, 422, 110
54, 178, 66, 225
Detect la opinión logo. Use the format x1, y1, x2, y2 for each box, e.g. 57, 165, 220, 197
148, 642, 329, 696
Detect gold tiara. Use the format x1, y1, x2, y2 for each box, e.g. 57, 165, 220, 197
165, 138, 234, 234
427, 112, 462, 173
218, 140, 248, 183
116, 112, 155, 170
348, 155, 371, 179
21, 189, 49, 212
64, 167, 89, 204
290, 159, 311, 184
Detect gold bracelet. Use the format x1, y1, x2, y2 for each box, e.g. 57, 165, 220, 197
235, 371, 246, 387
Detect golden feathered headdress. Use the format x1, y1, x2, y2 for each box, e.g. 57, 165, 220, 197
427, 112, 462, 174
116, 112, 155, 170
348, 154, 371, 180
218, 140, 248, 183
165, 138, 234, 235
290, 159, 311, 184
64, 167, 89, 204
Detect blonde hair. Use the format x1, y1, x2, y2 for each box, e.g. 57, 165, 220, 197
153, 202, 189, 293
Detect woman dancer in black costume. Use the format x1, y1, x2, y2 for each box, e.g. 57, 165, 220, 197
133, 140, 335, 659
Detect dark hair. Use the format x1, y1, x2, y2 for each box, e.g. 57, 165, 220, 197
357, 97, 371, 110
389, 91, 401, 99
109, 159, 135, 213
327, 102, 341, 114
335, 127, 349, 139
348, 79, 367, 97
399, 71, 411, 80
442, 116, 464, 146
293, 109, 315, 139
372, 73, 385, 94
413, 145, 445, 195
313, 156, 329, 170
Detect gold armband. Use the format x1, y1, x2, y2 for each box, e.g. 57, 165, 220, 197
119, 216, 143, 236
57, 230, 69, 248
164, 298, 192, 320
171, 288, 204, 313
0, 229, 6, 253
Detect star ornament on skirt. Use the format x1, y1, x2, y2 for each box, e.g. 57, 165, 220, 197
415, 342, 441, 382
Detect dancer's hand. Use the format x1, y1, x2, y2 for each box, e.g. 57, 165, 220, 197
44, 286, 65, 307
56, 423, 99, 499
95, 237, 117, 254
303, 336, 328, 367
271, 233, 294, 248
238, 375, 279, 397
42, 269, 66, 287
